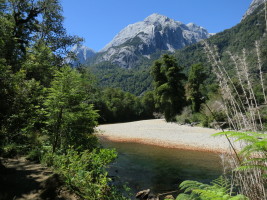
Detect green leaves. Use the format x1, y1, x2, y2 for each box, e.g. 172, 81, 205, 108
185, 63, 206, 112
213, 131, 267, 179
213, 131, 267, 155
43, 66, 99, 152
49, 148, 127, 200
151, 54, 186, 121
178, 176, 248, 200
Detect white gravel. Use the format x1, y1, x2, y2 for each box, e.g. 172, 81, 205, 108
96, 119, 239, 153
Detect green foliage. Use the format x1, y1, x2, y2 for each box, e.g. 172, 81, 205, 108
26, 147, 42, 161
1, 0, 82, 67
151, 54, 186, 121
175, 106, 193, 124
213, 131, 267, 175
0, 1, 131, 199
186, 63, 206, 112
178, 176, 248, 200
22, 42, 57, 87
89, 61, 153, 96
0, 62, 46, 148
0, 0, 82, 152
175, 106, 206, 126
0, 144, 29, 158
140, 90, 156, 119
88, 86, 155, 123
99, 88, 139, 122
48, 148, 128, 200
43, 66, 99, 152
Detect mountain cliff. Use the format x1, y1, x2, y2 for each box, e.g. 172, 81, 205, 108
89, 13, 210, 68
67, 45, 96, 66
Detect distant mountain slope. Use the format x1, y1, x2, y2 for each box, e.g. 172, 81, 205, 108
243, 0, 265, 20
67, 45, 96, 66
89, 13, 210, 69
175, 3, 266, 71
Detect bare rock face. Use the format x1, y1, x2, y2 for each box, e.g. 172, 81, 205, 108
94, 13, 210, 68
66, 45, 96, 66
242, 0, 265, 20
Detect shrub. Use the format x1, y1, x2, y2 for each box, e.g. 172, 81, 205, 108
175, 106, 193, 124
0, 144, 29, 158
49, 148, 128, 200
26, 148, 42, 162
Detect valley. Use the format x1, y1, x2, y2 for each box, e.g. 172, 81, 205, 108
0, 0, 266, 200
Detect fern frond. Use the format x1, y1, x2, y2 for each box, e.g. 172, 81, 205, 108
237, 164, 267, 171
179, 180, 209, 193
210, 176, 231, 193
178, 175, 251, 199
175, 193, 195, 200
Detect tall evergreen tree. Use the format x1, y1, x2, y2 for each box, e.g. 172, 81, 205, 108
186, 63, 206, 112
151, 54, 186, 121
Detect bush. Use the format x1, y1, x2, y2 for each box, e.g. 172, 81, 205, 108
175, 106, 193, 124
175, 107, 206, 126
0, 144, 29, 158
199, 98, 227, 128
41, 148, 55, 167
26, 148, 42, 162
48, 148, 128, 200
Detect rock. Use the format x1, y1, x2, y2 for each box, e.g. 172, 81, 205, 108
164, 194, 175, 199
136, 189, 150, 199
136, 189, 160, 200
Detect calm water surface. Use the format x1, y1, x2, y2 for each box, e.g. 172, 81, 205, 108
100, 138, 223, 197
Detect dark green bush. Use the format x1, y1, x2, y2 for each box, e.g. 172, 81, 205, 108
44, 148, 128, 200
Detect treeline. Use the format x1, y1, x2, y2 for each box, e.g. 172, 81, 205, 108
93, 87, 155, 123
76, 67, 156, 123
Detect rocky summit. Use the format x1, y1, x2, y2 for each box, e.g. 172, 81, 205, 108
95, 13, 210, 68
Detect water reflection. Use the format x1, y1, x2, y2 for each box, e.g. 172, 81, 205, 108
100, 138, 223, 197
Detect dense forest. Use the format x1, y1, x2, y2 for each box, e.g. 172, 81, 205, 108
0, 0, 267, 200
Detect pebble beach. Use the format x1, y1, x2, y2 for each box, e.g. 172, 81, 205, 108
96, 119, 238, 153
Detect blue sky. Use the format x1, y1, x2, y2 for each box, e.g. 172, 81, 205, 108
61, 0, 252, 52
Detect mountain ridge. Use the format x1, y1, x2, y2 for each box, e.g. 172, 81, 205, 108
100, 13, 210, 53
243, 0, 265, 20
85, 13, 210, 68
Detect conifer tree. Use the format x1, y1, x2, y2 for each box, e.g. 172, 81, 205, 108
151, 54, 186, 121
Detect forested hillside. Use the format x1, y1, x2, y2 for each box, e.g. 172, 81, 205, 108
88, 4, 267, 96
175, 3, 267, 71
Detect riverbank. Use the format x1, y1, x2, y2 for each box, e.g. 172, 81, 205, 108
96, 119, 237, 153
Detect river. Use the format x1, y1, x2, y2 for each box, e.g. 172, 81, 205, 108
100, 138, 223, 198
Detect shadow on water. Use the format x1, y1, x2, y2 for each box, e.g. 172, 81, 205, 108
100, 139, 223, 198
